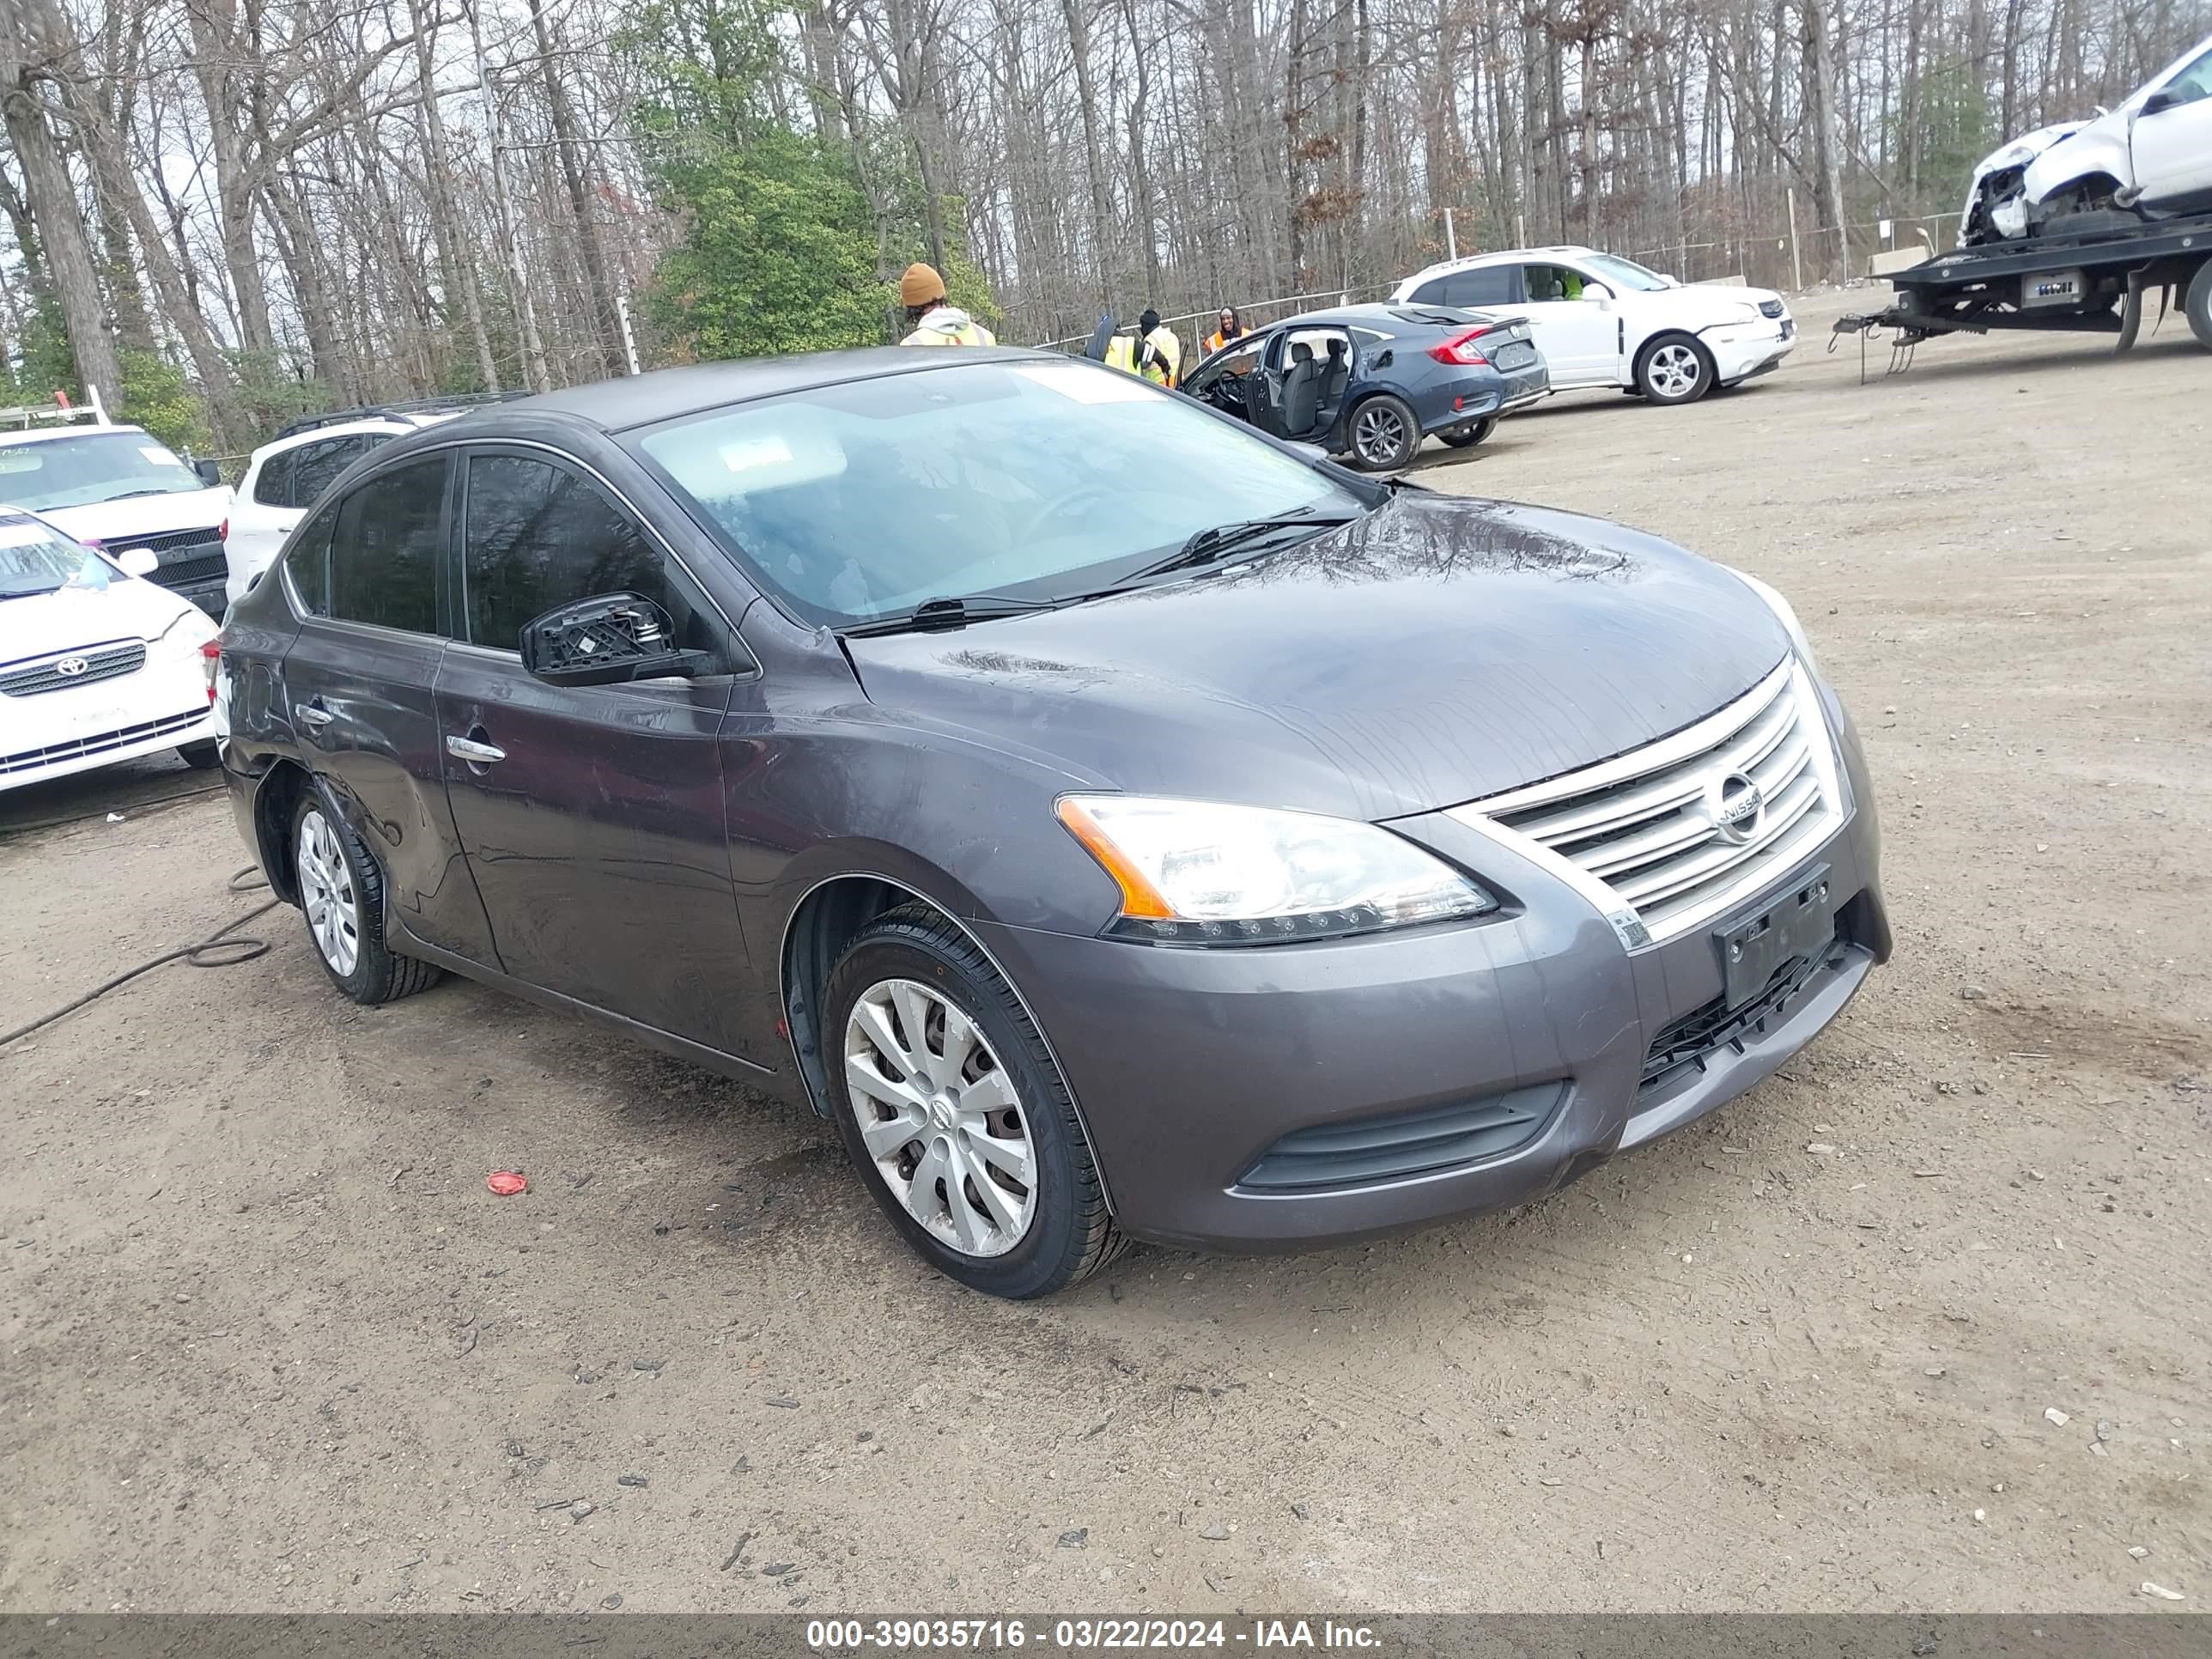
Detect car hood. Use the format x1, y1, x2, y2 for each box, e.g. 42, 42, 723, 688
1963, 122, 2084, 200
0, 574, 203, 666
39, 487, 230, 543
841, 492, 1790, 821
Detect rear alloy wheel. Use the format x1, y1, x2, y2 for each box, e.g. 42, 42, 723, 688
824, 902, 1121, 1297
1636, 336, 1713, 405
1438, 416, 1498, 449
1346, 393, 1420, 471
290, 790, 444, 1005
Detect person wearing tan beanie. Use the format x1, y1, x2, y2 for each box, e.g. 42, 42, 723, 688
897, 262, 996, 346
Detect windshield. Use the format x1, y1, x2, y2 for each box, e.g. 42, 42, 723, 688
0, 514, 120, 599
635, 359, 1364, 628
0, 431, 204, 512
1582, 253, 1671, 293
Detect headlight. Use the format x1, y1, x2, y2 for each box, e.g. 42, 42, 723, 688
1728, 567, 1820, 675
1056, 794, 1498, 945
154, 607, 218, 651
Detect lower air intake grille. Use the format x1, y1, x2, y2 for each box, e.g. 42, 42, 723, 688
1639, 939, 1849, 1093
0, 708, 205, 775
1237, 1081, 1564, 1193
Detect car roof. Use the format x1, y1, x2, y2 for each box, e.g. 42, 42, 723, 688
1401, 246, 1604, 283
0, 422, 149, 448
1273, 302, 1482, 330
250, 412, 458, 463
486, 348, 1062, 436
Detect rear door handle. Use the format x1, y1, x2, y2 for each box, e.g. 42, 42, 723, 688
445, 734, 506, 765
293, 701, 334, 729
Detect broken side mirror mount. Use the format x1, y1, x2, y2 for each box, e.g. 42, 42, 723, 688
2139, 89, 2176, 117
519, 592, 713, 688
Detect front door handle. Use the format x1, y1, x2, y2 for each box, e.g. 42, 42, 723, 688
293, 701, 334, 729
445, 734, 506, 766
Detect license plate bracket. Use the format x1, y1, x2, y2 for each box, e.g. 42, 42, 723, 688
1493, 342, 1536, 370
1717, 866, 1835, 1009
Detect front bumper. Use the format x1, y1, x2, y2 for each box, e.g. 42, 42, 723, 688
980, 759, 1885, 1251
0, 641, 216, 793
1704, 322, 1798, 384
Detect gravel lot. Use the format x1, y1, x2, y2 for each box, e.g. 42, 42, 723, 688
3, 297, 2208, 1615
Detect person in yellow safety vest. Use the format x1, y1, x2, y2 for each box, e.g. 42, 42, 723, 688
1200, 306, 1246, 357
1135, 308, 1181, 387
897, 263, 996, 346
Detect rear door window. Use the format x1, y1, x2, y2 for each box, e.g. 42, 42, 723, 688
251, 450, 296, 507
327, 456, 448, 635
289, 434, 386, 508
459, 452, 709, 654
1414, 268, 1521, 307
284, 501, 339, 617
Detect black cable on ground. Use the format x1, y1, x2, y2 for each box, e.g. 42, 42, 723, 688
0, 866, 281, 1048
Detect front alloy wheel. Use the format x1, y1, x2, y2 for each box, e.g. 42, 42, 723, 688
844, 977, 1036, 1256
1638, 337, 1711, 404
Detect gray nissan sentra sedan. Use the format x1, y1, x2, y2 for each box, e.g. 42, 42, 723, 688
216, 348, 1889, 1298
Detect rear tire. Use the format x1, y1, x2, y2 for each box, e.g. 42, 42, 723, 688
1635, 334, 1713, 405
1345, 393, 1421, 471
823, 902, 1121, 1299
290, 788, 444, 1006
176, 739, 221, 769
1437, 416, 1498, 449
2186, 259, 2212, 352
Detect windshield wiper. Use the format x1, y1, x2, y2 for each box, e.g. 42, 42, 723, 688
98, 488, 185, 502
838, 594, 1060, 637
1121, 507, 1359, 586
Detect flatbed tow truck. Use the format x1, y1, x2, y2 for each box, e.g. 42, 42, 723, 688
1833, 210, 2212, 375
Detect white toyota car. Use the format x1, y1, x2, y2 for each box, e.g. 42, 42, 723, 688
1389, 246, 1796, 405
0, 506, 221, 793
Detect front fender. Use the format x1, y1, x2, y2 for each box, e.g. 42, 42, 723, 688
2024, 121, 2133, 203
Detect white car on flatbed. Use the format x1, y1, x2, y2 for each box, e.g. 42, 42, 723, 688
0, 505, 221, 793
1389, 246, 1796, 404
0, 400, 231, 617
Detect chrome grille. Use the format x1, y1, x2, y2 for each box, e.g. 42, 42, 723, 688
1452, 661, 1844, 944
1, 641, 146, 697
0, 708, 207, 775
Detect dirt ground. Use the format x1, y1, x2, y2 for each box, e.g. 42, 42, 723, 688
3, 296, 2208, 1617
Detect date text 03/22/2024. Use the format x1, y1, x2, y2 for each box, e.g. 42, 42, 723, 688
805, 1619, 1383, 1650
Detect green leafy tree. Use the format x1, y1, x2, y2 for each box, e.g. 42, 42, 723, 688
649, 130, 891, 358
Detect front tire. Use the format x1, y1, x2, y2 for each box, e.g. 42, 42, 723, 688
1437, 416, 1498, 449
1635, 334, 1714, 405
823, 902, 1120, 1298
290, 789, 443, 1005
1346, 393, 1420, 471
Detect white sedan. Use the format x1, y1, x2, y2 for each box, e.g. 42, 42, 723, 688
0, 506, 221, 793
1390, 246, 1796, 405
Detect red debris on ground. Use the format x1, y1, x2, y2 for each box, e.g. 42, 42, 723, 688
485, 1171, 528, 1195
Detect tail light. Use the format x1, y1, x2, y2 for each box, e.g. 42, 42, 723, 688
1428, 325, 1495, 367
201, 637, 222, 703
